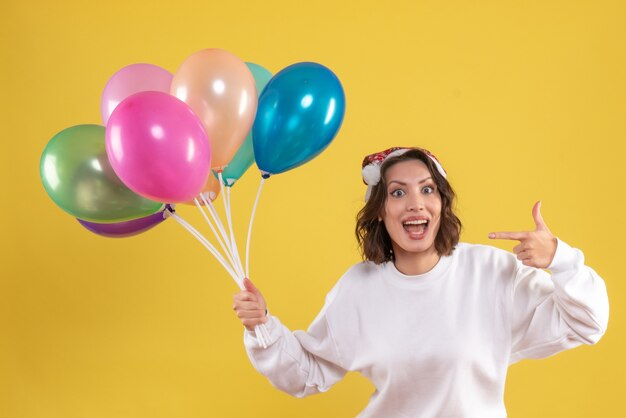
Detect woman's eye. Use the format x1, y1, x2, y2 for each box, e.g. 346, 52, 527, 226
422, 186, 435, 194
390, 189, 405, 197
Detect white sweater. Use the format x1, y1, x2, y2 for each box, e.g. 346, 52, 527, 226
244, 240, 609, 417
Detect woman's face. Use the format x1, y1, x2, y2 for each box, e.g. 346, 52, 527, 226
381, 159, 442, 260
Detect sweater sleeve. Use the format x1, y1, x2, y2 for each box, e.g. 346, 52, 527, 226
509, 238, 609, 364
243, 285, 348, 398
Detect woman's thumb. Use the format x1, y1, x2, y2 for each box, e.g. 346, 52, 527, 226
243, 277, 259, 294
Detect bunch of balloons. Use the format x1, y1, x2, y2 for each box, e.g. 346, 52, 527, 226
41, 49, 345, 236
40, 48, 345, 345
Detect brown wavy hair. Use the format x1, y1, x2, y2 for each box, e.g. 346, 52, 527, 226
355, 149, 462, 264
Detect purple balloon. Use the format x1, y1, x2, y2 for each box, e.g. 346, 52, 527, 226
77, 205, 173, 238
101, 63, 173, 125
105, 91, 211, 203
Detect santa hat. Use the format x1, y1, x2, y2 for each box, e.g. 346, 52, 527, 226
361, 147, 447, 201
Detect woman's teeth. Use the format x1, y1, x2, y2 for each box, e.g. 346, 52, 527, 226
403, 220, 428, 234
403, 220, 428, 225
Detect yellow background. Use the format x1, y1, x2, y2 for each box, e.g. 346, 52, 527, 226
2, 0, 625, 416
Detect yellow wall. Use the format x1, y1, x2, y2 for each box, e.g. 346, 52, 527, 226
2, 0, 625, 416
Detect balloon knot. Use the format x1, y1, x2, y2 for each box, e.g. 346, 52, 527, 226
163, 204, 176, 219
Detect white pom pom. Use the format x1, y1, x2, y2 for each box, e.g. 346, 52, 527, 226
362, 164, 381, 186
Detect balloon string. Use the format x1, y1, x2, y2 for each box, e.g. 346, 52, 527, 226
215, 173, 268, 348
218, 172, 244, 279
193, 196, 238, 273
246, 176, 266, 279
167, 209, 241, 287
260, 316, 271, 343
199, 192, 252, 288
201, 189, 243, 276
241, 176, 271, 346
167, 200, 268, 347
199, 192, 238, 268
169, 210, 239, 286
202, 193, 235, 259
225, 185, 245, 277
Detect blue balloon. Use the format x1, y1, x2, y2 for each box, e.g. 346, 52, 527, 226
253, 62, 346, 176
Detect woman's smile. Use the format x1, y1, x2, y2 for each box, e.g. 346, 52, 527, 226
401, 216, 430, 239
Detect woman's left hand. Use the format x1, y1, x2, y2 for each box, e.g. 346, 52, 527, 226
488, 201, 558, 269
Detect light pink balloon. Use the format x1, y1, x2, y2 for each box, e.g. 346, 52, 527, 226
105, 91, 211, 203
101, 63, 173, 125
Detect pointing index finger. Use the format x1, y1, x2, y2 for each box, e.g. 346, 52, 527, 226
488, 231, 529, 241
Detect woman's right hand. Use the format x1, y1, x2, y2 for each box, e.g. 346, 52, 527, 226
233, 278, 268, 331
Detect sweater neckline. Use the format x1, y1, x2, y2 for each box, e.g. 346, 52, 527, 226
382, 253, 453, 289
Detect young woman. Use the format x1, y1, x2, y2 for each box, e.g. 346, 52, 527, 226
233, 147, 609, 418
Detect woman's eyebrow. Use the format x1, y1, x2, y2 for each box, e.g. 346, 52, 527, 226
387, 177, 433, 187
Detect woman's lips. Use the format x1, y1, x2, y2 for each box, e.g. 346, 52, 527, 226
403, 221, 428, 240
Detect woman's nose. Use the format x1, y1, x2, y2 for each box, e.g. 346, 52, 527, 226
407, 193, 424, 211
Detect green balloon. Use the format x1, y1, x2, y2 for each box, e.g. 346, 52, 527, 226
219, 63, 273, 186
40, 124, 163, 223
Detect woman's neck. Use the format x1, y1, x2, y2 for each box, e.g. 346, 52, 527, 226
392, 247, 440, 276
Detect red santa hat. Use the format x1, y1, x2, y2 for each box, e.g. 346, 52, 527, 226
361, 147, 447, 201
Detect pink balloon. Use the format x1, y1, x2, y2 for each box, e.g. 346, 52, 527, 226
105, 91, 211, 203
101, 63, 173, 125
